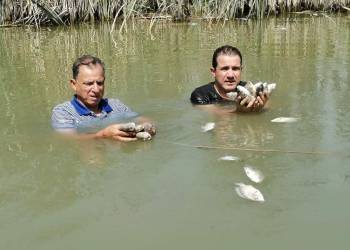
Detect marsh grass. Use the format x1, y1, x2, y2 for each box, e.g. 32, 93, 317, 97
0, 0, 349, 27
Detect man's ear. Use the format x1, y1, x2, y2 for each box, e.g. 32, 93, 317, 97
210, 67, 216, 78
70, 79, 77, 92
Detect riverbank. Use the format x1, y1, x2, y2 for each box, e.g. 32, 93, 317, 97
0, 0, 349, 27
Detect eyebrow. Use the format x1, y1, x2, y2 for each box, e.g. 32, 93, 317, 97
219, 65, 241, 69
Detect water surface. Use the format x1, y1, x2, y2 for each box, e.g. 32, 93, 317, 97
0, 15, 350, 250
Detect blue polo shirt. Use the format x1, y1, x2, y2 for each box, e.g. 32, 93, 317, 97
51, 96, 138, 131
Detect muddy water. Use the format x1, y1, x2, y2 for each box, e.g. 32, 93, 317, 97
0, 15, 349, 250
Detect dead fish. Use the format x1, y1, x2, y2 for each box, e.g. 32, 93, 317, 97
255, 82, 276, 96
226, 91, 238, 101
271, 117, 299, 123
143, 123, 156, 135
218, 155, 240, 161
119, 122, 136, 132
237, 85, 255, 105
135, 124, 144, 133
267, 83, 276, 93
136, 131, 152, 141
237, 85, 253, 98
244, 81, 256, 95
243, 165, 264, 183
235, 183, 265, 202
201, 122, 215, 132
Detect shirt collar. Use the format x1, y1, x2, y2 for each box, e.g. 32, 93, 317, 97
70, 96, 113, 116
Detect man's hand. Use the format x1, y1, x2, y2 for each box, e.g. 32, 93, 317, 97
98, 124, 137, 142
236, 92, 269, 112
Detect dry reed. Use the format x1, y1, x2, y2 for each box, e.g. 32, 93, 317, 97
0, 0, 349, 27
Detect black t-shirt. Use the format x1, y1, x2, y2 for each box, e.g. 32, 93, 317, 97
190, 82, 246, 105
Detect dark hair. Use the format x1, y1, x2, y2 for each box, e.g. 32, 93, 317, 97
212, 45, 242, 69
72, 55, 105, 79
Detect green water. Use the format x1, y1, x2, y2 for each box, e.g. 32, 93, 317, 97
0, 15, 350, 250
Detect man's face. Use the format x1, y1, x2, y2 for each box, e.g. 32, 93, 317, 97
70, 64, 105, 111
211, 54, 242, 93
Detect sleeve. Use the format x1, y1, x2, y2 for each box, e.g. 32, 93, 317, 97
51, 106, 77, 130
190, 89, 210, 105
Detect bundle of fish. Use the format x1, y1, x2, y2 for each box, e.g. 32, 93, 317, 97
227, 81, 276, 105
119, 122, 156, 140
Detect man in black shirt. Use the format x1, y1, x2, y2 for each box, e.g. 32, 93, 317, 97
190, 45, 267, 111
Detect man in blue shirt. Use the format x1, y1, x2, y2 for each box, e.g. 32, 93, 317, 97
51, 55, 154, 141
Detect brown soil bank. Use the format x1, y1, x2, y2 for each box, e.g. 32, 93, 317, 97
1, 0, 349, 26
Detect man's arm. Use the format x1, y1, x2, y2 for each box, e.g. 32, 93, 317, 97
51, 106, 140, 141
54, 123, 138, 141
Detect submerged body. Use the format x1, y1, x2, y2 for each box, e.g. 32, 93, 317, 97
51, 55, 156, 141
190, 46, 269, 112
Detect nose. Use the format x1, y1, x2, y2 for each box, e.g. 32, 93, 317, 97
226, 69, 235, 78
91, 82, 100, 92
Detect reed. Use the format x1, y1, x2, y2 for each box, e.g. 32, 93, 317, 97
0, 0, 349, 26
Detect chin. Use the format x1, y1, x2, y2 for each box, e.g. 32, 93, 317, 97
87, 100, 100, 107
225, 86, 237, 92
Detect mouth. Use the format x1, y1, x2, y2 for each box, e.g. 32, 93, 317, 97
225, 81, 237, 86
89, 96, 100, 102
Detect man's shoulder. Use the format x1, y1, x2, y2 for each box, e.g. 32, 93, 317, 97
190, 82, 217, 105
52, 101, 74, 113
51, 100, 78, 129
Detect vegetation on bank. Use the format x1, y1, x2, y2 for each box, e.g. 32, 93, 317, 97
0, 0, 349, 27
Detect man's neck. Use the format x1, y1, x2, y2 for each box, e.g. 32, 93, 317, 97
76, 97, 101, 114
213, 83, 231, 100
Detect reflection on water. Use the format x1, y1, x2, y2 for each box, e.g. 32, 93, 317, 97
1, 15, 350, 250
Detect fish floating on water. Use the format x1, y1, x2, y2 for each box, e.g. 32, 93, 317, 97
271, 117, 299, 123
243, 165, 264, 183
201, 122, 215, 132
235, 183, 265, 202
218, 155, 240, 161
119, 122, 155, 141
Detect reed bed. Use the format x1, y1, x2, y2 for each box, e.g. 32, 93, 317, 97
0, 0, 349, 27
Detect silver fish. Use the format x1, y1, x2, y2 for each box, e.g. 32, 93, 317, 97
237, 85, 253, 98
143, 123, 156, 135
243, 165, 264, 183
267, 83, 276, 93
119, 122, 136, 132
271, 117, 299, 123
201, 122, 215, 132
218, 155, 240, 161
235, 183, 265, 202
136, 131, 152, 141
255, 82, 276, 96
244, 81, 256, 95
237, 85, 255, 105
226, 91, 238, 101
135, 124, 144, 133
